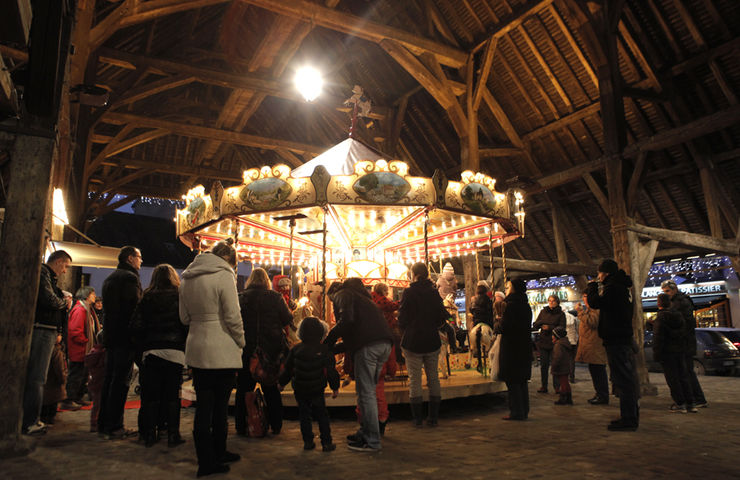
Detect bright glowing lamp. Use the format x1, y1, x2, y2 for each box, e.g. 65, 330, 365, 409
294, 66, 323, 102
52, 188, 69, 225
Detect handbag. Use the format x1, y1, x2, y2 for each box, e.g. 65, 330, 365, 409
244, 388, 268, 438
249, 345, 283, 385
489, 334, 502, 381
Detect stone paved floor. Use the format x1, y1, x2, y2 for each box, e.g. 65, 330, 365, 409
5, 367, 740, 479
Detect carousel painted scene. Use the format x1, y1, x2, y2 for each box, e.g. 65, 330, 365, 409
176, 135, 526, 407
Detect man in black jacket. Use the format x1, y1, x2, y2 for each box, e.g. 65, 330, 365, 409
587, 259, 639, 432
98, 246, 143, 439
22, 250, 73, 434
325, 277, 392, 452
661, 279, 707, 408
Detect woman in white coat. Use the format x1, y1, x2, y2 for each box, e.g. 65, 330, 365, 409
180, 239, 245, 478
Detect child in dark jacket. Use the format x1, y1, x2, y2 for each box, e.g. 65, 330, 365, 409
279, 316, 340, 452
653, 293, 694, 412
85, 330, 106, 432
551, 326, 573, 405
40, 336, 68, 425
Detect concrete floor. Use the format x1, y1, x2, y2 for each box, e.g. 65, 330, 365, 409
4, 366, 740, 479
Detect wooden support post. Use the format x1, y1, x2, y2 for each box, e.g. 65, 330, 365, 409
551, 207, 568, 263
699, 167, 723, 238
627, 231, 659, 395
0, 130, 57, 456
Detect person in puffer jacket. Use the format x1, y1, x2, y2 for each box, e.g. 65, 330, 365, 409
280, 316, 340, 452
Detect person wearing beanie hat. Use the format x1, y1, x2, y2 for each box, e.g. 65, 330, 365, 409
586, 259, 639, 431
436, 263, 458, 299
598, 259, 619, 275
551, 326, 573, 405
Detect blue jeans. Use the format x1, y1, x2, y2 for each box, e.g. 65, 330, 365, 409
353, 341, 391, 449
23, 327, 57, 429
402, 347, 441, 399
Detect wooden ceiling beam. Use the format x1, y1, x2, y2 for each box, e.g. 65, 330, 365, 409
480, 146, 525, 158
99, 156, 244, 182
523, 102, 600, 142
113, 74, 195, 108
380, 40, 467, 136
101, 112, 325, 155
97, 48, 389, 120
473, 0, 556, 51
479, 255, 596, 275
627, 220, 739, 256
240, 0, 467, 67
622, 104, 740, 157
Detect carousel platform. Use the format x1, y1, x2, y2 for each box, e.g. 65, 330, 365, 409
181, 354, 507, 407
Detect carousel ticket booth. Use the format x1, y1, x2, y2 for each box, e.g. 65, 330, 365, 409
176, 138, 525, 405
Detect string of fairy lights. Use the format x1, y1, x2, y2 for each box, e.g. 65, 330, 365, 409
525, 255, 734, 291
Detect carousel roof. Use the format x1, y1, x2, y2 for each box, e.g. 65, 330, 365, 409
290, 137, 384, 178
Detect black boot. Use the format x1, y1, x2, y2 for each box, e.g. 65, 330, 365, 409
167, 401, 185, 447
213, 429, 240, 464
554, 394, 568, 405
193, 430, 228, 478
378, 420, 387, 437
566, 393, 573, 405
409, 397, 424, 427
427, 396, 441, 427
144, 429, 158, 448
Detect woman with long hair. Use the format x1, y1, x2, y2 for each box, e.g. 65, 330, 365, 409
131, 264, 188, 448
235, 267, 292, 436
180, 240, 245, 477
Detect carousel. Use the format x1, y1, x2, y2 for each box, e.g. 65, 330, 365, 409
176, 137, 526, 406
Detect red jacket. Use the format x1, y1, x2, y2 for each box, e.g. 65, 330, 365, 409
372, 291, 400, 328
67, 301, 99, 362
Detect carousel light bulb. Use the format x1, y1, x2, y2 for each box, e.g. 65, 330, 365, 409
294, 66, 323, 102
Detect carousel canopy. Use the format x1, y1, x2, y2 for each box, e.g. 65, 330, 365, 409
176, 138, 525, 278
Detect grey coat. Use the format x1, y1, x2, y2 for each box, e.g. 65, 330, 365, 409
179, 252, 245, 369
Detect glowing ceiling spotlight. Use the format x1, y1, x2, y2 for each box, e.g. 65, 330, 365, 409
294, 66, 323, 102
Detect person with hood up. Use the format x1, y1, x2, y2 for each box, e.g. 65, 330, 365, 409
532, 295, 566, 393
587, 259, 639, 432
398, 263, 449, 428
495, 279, 533, 421
180, 239, 245, 477
551, 326, 573, 405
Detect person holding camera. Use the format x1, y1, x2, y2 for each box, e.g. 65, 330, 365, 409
586, 259, 639, 432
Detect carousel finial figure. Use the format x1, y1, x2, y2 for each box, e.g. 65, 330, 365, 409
344, 85, 373, 134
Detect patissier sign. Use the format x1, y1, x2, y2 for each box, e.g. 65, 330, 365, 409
641, 281, 726, 299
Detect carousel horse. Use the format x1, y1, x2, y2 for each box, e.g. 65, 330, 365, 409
466, 323, 494, 374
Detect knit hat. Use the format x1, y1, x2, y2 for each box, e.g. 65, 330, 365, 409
552, 326, 567, 340
494, 291, 506, 301
442, 263, 455, 275
477, 280, 489, 289
598, 259, 619, 275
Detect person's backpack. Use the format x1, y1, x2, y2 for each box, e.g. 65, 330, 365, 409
244, 388, 269, 438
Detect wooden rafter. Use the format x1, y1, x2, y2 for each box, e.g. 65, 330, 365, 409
101, 112, 325, 155
240, 0, 467, 67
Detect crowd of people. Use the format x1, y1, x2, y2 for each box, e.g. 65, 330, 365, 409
21, 243, 707, 475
